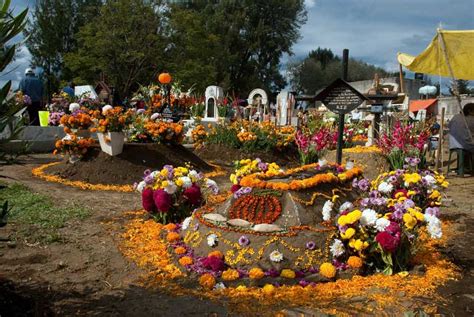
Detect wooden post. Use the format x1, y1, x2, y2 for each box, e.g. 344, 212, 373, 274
398, 63, 405, 94
435, 107, 445, 171
336, 49, 349, 165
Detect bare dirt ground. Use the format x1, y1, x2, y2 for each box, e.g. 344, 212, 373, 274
0, 154, 473, 316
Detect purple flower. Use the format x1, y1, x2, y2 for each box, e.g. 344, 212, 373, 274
308, 267, 319, 274
425, 207, 440, 217
360, 198, 370, 207
388, 176, 397, 183
238, 235, 250, 246
358, 179, 370, 191
143, 169, 151, 176
257, 162, 268, 172
295, 270, 306, 278
299, 280, 310, 287
305, 241, 316, 250
265, 268, 280, 278
137, 109, 146, 114
395, 169, 404, 177
352, 178, 359, 188
144, 174, 155, 185
233, 186, 252, 199
193, 223, 199, 231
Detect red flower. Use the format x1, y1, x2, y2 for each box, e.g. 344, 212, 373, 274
230, 184, 241, 193
183, 184, 202, 206
142, 188, 156, 212
385, 221, 401, 235
202, 256, 226, 272
153, 189, 172, 212
375, 231, 400, 253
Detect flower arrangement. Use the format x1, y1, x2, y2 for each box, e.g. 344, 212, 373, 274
90, 106, 133, 133
328, 165, 448, 275
295, 127, 334, 165
229, 194, 282, 224
48, 111, 65, 126
144, 120, 184, 143
59, 110, 93, 133
134, 165, 219, 223
191, 124, 207, 149
378, 121, 430, 170
229, 158, 281, 187
53, 134, 95, 159
14, 91, 31, 106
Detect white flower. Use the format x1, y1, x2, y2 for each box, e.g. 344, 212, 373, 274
422, 175, 436, 186
206, 179, 219, 194
189, 170, 199, 179
375, 217, 390, 232
150, 170, 159, 178
62, 134, 73, 141
318, 159, 327, 167
322, 200, 333, 221
424, 214, 442, 239
345, 161, 354, 170
181, 216, 192, 231
339, 201, 353, 212
214, 282, 226, 290
207, 233, 218, 247
330, 239, 345, 257
102, 104, 113, 115
69, 102, 80, 113
136, 181, 146, 193
378, 181, 393, 194
269, 250, 283, 262
150, 112, 160, 121
179, 176, 193, 189
360, 209, 378, 227
164, 181, 177, 194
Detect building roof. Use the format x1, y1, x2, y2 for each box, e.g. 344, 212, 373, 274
409, 98, 437, 112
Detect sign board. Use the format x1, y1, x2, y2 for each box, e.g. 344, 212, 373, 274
315, 78, 367, 114
371, 104, 384, 113
162, 107, 173, 119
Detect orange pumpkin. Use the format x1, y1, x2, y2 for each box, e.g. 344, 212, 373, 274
158, 72, 172, 84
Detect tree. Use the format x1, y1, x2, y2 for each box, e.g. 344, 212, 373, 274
24, 0, 101, 98
449, 79, 472, 96
64, 0, 167, 99
0, 0, 28, 158
290, 48, 394, 94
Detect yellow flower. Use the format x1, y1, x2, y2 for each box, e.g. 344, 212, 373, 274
199, 273, 216, 290
175, 178, 184, 187
403, 173, 421, 185
249, 268, 265, 280
429, 190, 441, 200
280, 269, 296, 279
403, 213, 417, 229
160, 169, 168, 177
341, 227, 356, 240
161, 180, 169, 188
398, 271, 409, 277
332, 194, 340, 203
349, 238, 369, 251
221, 269, 240, 281
235, 285, 247, 291
346, 210, 362, 224
262, 284, 275, 295
338, 173, 347, 181
320, 262, 336, 279
337, 215, 348, 226
407, 190, 416, 197
347, 256, 363, 269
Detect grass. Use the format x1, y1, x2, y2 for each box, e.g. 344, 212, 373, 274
0, 183, 90, 243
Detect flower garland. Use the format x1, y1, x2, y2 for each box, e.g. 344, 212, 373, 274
229, 195, 282, 224
32, 162, 134, 192
239, 163, 363, 191
343, 145, 381, 154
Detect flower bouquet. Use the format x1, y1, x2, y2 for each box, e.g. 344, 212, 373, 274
48, 111, 65, 126
54, 134, 95, 163
295, 127, 334, 165
326, 164, 448, 275
134, 165, 219, 223
59, 110, 93, 136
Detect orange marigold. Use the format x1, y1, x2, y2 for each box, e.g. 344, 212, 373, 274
320, 262, 336, 279
249, 268, 265, 280
347, 255, 363, 269
164, 223, 177, 231
199, 273, 216, 290
178, 256, 193, 266
221, 269, 240, 281
174, 246, 186, 255
208, 250, 223, 259
166, 231, 180, 242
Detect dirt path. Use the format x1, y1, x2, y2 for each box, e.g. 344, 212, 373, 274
0, 155, 229, 316
0, 154, 473, 316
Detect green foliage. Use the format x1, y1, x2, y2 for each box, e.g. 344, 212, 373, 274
0, 183, 90, 243
290, 47, 395, 94
64, 0, 167, 99
24, 0, 101, 94
190, 103, 205, 118
0, 0, 28, 161
449, 79, 473, 95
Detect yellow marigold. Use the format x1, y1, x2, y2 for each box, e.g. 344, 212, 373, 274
199, 273, 216, 290
178, 256, 193, 266
221, 269, 240, 281
249, 268, 265, 280
320, 262, 336, 279
262, 284, 275, 295
208, 250, 223, 259
164, 223, 177, 231
348, 238, 369, 251
341, 227, 356, 240
346, 210, 362, 224
280, 269, 296, 279
347, 256, 363, 269
175, 246, 186, 255
166, 231, 180, 242
403, 213, 417, 229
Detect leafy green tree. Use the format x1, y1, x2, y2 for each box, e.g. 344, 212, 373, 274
24, 0, 101, 98
64, 0, 167, 99
0, 0, 28, 159
449, 79, 472, 96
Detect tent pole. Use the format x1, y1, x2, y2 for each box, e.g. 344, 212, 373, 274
398, 63, 405, 94
438, 29, 473, 141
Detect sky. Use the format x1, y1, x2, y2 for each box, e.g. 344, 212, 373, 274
3, 0, 474, 90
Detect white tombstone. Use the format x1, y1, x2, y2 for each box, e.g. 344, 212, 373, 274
204, 86, 224, 121
276, 90, 293, 125
247, 88, 268, 122
75, 85, 98, 99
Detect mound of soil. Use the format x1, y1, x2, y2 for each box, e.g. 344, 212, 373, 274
47, 143, 213, 185
194, 144, 299, 167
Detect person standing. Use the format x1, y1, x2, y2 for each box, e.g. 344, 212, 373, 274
62, 81, 75, 98
19, 68, 44, 125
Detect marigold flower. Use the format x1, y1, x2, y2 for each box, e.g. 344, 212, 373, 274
262, 284, 275, 295
249, 268, 265, 280
164, 223, 177, 231
166, 231, 180, 242
208, 250, 223, 259
221, 269, 240, 281
178, 256, 193, 266
347, 256, 363, 269
174, 246, 186, 255
320, 262, 336, 279
199, 273, 216, 290
341, 227, 356, 240
280, 269, 296, 279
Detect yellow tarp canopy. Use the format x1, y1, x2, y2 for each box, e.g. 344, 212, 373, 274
397, 30, 474, 80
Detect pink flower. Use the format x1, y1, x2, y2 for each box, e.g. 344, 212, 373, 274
231, 184, 241, 193
183, 184, 202, 206
142, 188, 156, 212
375, 231, 400, 253
202, 255, 225, 272
153, 189, 172, 212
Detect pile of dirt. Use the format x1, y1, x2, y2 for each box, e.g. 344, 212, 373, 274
47, 143, 213, 185
194, 144, 299, 167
